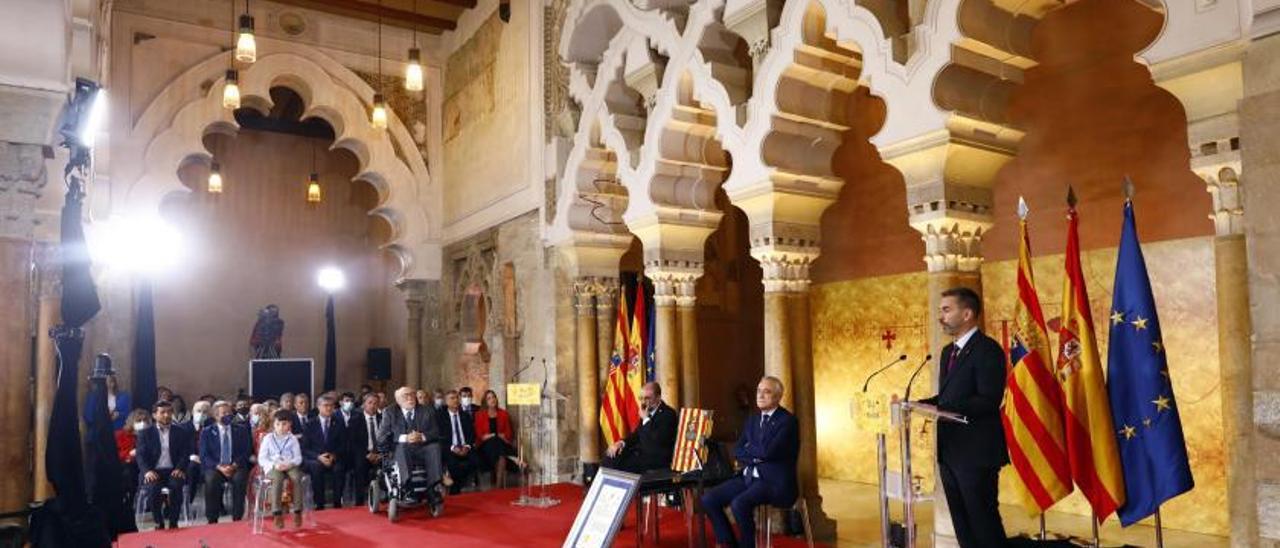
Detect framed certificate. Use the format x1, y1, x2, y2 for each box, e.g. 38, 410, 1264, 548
562, 468, 641, 548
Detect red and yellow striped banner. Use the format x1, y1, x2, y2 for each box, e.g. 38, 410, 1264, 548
671, 408, 713, 472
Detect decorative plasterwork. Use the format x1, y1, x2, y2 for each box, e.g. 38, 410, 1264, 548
121, 47, 441, 279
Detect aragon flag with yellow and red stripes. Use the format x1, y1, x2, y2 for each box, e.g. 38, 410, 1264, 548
1001, 197, 1073, 514
1057, 188, 1126, 521
600, 290, 637, 446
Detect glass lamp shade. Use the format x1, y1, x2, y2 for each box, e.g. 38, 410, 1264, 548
405, 48, 423, 91
208, 162, 224, 194
222, 70, 241, 109
306, 173, 321, 203
236, 15, 257, 63
371, 93, 388, 130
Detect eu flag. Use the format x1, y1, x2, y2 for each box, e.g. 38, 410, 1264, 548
1106, 198, 1194, 526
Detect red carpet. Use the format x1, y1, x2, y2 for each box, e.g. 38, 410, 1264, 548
119, 483, 815, 547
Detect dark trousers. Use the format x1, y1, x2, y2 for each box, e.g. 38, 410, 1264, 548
602, 447, 659, 475
349, 452, 378, 504
442, 448, 480, 494
305, 459, 346, 509
938, 461, 1007, 548
142, 468, 185, 527
394, 442, 443, 503
700, 476, 784, 548
202, 466, 248, 523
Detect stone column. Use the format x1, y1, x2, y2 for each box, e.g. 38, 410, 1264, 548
33, 249, 60, 501
1197, 151, 1254, 545
676, 276, 699, 408
651, 274, 681, 406
397, 279, 428, 390
1241, 31, 1280, 544
595, 279, 617, 389
0, 141, 44, 523
574, 278, 601, 469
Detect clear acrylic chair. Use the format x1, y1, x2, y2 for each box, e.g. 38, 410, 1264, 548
755, 496, 814, 548
134, 483, 193, 530
249, 468, 315, 534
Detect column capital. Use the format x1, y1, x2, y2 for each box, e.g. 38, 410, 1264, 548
646, 264, 701, 307
1188, 113, 1244, 237
751, 246, 817, 293
902, 178, 994, 274
593, 277, 620, 310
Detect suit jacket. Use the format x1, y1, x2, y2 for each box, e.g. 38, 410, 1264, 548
347, 411, 382, 458
135, 423, 194, 475
302, 414, 348, 463
290, 409, 317, 435
83, 390, 131, 431
623, 401, 678, 471
198, 422, 253, 471
920, 329, 1009, 469
377, 405, 441, 453
438, 408, 476, 449
734, 407, 800, 506
473, 408, 514, 443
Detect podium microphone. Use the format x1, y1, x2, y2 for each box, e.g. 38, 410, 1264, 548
861, 354, 908, 392
903, 354, 933, 402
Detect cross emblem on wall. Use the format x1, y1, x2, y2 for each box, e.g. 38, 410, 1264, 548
881, 329, 897, 350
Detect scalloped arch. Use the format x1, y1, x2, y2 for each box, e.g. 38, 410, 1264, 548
123, 49, 436, 279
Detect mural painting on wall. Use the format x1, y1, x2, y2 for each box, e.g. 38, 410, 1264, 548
250, 304, 284, 359
444, 13, 502, 143
452, 244, 498, 395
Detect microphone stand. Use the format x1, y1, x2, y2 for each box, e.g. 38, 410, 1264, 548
861, 354, 908, 393
902, 354, 933, 403
899, 354, 931, 548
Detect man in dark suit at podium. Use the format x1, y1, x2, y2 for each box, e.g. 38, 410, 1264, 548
602, 382, 677, 473
701, 376, 798, 548
918, 286, 1008, 548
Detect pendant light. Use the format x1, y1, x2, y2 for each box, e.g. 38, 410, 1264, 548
404, 0, 423, 91
370, 0, 388, 130
208, 161, 224, 194
236, 0, 257, 63
307, 140, 321, 203
223, 1, 241, 109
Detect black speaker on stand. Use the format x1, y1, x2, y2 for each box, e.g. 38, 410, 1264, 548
367, 347, 391, 381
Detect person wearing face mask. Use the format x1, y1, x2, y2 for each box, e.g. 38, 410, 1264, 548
184, 399, 214, 507
118, 409, 150, 513
432, 389, 445, 411
602, 382, 678, 474
438, 390, 480, 494
458, 387, 479, 414
200, 401, 252, 523
233, 395, 254, 425
338, 392, 357, 427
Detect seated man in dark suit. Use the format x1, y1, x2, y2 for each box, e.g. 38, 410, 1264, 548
199, 400, 252, 523
701, 376, 799, 548
291, 393, 315, 435
437, 390, 480, 493
377, 386, 445, 513
135, 400, 194, 530
302, 394, 347, 509
602, 382, 677, 473
346, 393, 382, 506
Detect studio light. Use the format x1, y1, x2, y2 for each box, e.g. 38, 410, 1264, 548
222, 69, 241, 109
236, 13, 257, 63
59, 78, 108, 149
307, 172, 321, 203
208, 161, 224, 193
90, 216, 186, 276
405, 48, 424, 92
317, 267, 345, 292
370, 93, 388, 130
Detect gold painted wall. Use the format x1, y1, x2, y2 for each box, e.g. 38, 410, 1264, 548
812, 236, 1225, 536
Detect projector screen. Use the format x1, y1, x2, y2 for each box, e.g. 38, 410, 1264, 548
249, 358, 314, 400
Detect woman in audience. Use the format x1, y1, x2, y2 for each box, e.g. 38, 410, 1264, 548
117, 409, 150, 511
170, 394, 190, 424
84, 373, 131, 431
474, 390, 522, 488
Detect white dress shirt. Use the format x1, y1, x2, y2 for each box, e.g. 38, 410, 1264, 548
258, 432, 302, 470
364, 412, 379, 452
156, 426, 173, 469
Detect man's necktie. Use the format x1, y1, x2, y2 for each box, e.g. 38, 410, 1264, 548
452, 414, 463, 446
947, 347, 961, 375
220, 427, 231, 465
761, 413, 771, 430
321, 418, 328, 440
368, 416, 376, 451
406, 410, 413, 424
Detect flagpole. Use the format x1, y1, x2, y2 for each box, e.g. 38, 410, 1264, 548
1154, 507, 1164, 548
1038, 514, 1046, 541
1091, 515, 1100, 548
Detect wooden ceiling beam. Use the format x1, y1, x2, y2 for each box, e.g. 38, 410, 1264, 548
269, 0, 459, 33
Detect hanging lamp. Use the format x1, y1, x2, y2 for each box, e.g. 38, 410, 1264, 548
236, 0, 257, 63
404, 0, 423, 91
371, 0, 388, 129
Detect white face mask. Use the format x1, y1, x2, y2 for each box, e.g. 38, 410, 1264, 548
192, 412, 205, 423
460, 397, 473, 407
341, 401, 354, 412
434, 398, 444, 407
133, 421, 148, 431
250, 415, 261, 427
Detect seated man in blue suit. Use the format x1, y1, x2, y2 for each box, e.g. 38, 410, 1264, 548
135, 400, 194, 530
199, 400, 252, 523
701, 376, 799, 548
302, 394, 347, 509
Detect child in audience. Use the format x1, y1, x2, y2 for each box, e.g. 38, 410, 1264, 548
257, 410, 305, 528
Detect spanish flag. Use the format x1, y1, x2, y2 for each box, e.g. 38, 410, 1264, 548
626, 282, 646, 421
1002, 198, 1072, 514
1057, 188, 1125, 521
600, 291, 638, 445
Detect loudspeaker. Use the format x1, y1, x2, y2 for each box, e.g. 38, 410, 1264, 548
367, 348, 391, 380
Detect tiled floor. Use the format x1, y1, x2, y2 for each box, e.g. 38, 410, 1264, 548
819, 479, 1229, 547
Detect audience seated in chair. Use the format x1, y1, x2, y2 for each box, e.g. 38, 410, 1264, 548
474, 389, 523, 489
701, 376, 799, 548
377, 386, 444, 511
118, 409, 149, 514
438, 390, 480, 494
200, 400, 252, 523
136, 400, 193, 530
302, 395, 347, 509
258, 410, 307, 529
346, 393, 383, 506
603, 382, 677, 475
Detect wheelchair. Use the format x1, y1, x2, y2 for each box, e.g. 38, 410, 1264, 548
367, 445, 445, 523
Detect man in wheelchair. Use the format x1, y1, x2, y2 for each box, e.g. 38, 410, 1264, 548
374, 386, 446, 517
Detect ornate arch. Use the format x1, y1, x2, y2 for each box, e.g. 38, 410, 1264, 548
120, 47, 440, 279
